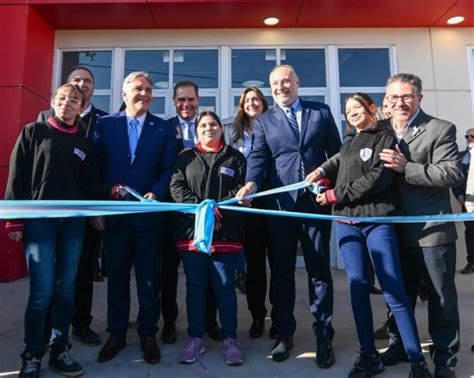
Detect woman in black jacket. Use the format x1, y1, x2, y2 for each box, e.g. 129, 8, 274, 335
170, 111, 246, 366
306, 93, 430, 378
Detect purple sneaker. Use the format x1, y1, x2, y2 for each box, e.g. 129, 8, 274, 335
179, 337, 205, 364
223, 338, 243, 366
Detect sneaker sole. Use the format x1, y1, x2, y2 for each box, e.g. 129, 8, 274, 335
225, 358, 243, 366
179, 347, 205, 364
49, 366, 84, 377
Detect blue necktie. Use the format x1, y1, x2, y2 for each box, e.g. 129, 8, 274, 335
182, 121, 195, 149
129, 118, 139, 157
287, 108, 305, 184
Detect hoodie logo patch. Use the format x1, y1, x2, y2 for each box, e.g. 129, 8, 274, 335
220, 167, 235, 177
359, 148, 372, 162
74, 148, 86, 161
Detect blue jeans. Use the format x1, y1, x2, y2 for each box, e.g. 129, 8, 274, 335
23, 217, 86, 355
336, 222, 425, 363
181, 252, 238, 339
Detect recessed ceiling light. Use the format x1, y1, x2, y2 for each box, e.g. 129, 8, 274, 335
264, 17, 279, 26
447, 16, 465, 25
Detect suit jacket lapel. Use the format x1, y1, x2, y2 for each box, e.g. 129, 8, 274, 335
117, 111, 132, 159
300, 100, 310, 147
402, 109, 429, 145
133, 112, 154, 161
273, 106, 299, 144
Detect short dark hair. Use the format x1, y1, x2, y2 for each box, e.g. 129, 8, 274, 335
173, 80, 199, 99
67, 65, 95, 83
386, 73, 422, 94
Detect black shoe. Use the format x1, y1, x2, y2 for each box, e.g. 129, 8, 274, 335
271, 337, 293, 362
206, 320, 223, 341
161, 322, 177, 344
460, 263, 474, 274
249, 318, 265, 339
269, 322, 278, 340
235, 271, 247, 294
471, 344, 474, 352
72, 326, 101, 346
49, 347, 83, 377
19, 352, 41, 378
380, 344, 408, 366
97, 335, 126, 363
348, 353, 384, 377
374, 321, 389, 340
370, 285, 383, 295
140, 336, 161, 364
434, 365, 456, 378
410, 362, 432, 378
316, 342, 335, 369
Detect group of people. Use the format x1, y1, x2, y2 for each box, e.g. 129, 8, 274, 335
4, 63, 468, 378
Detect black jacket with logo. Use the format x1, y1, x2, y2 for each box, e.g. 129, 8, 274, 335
320, 126, 398, 218
170, 145, 246, 253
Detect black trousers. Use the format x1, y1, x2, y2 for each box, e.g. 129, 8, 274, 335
387, 241, 460, 367
71, 222, 101, 329
244, 212, 270, 320
266, 193, 334, 342
464, 219, 474, 265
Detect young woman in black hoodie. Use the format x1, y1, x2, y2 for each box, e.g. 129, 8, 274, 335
306, 93, 430, 378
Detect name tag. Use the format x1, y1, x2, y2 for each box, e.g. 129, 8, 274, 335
220, 167, 235, 177
74, 148, 86, 161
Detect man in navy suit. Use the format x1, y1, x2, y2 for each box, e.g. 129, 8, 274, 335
236, 65, 341, 366
92, 71, 176, 364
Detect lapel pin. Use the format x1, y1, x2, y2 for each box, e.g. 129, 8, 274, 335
150, 122, 154, 126
412, 126, 419, 136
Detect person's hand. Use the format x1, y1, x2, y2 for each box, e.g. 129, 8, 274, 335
235, 182, 257, 206
214, 207, 223, 231
7, 231, 22, 242
379, 144, 407, 173
111, 184, 128, 199
305, 168, 322, 184
90, 216, 106, 231
144, 192, 157, 201
316, 193, 328, 205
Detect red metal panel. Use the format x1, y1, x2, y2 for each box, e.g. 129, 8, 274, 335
433, 0, 474, 27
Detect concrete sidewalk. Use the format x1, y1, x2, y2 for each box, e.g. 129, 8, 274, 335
1, 268, 473, 378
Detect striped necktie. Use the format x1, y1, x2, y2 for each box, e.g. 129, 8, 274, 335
287, 108, 305, 183
129, 118, 139, 156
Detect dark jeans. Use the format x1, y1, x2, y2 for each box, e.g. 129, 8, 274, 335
244, 213, 270, 320
336, 222, 424, 363
181, 252, 238, 339
266, 193, 334, 342
23, 217, 86, 355
71, 221, 102, 329
104, 215, 161, 338
387, 241, 460, 367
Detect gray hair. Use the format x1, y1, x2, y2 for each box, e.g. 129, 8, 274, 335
122, 71, 153, 91
386, 73, 422, 94
269, 64, 299, 81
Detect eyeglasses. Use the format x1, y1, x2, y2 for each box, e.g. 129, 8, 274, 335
465, 134, 474, 139
385, 94, 417, 104
54, 95, 82, 106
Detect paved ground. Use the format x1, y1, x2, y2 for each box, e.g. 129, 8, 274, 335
1, 267, 473, 378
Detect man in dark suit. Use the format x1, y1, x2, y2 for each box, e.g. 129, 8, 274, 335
453, 127, 474, 274
37, 65, 108, 346
379, 73, 463, 378
160, 81, 222, 344
236, 65, 341, 366
92, 71, 176, 364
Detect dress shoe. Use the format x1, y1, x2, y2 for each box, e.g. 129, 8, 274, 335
370, 285, 383, 295
72, 326, 101, 346
316, 342, 335, 368
380, 343, 408, 366
461, 263, 474, 274
206, 320, 223, 341
434, 365, 456, 378
249, 318, 265, 339
140, 336, 161, 364
269, 322, 278, 340
161, 322, 177, 344
97, 336, 126, 363
271, 337, 293, 362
